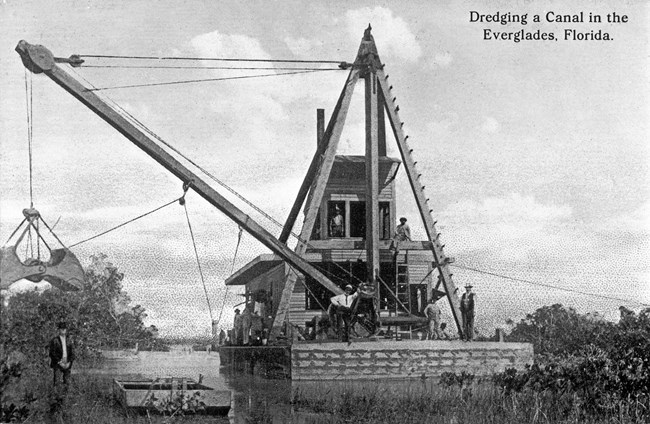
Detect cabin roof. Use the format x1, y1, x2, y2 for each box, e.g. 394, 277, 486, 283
225, 240, 436, 286
224, 254, 283, 286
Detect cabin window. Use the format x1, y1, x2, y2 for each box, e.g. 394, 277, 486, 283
349, 201, 391, 239
349, 201, 365, 237
379, 202, 391, 239
328, 201, 345, 237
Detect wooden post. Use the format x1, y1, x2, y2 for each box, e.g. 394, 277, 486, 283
365, 72, 381, 296
270, 68, 361, 339
378, 85, 386, 156
376, 69, 464, 336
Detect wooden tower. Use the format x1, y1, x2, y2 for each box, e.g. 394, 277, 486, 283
240, 26, 464, 339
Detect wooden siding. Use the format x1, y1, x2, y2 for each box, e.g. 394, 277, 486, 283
326, 182, 393, 199
288, 279, 327, 325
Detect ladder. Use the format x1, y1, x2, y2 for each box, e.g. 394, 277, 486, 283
395, 251, 410, 315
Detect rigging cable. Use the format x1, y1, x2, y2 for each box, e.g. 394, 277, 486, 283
213, 226, 243, 329
451, 263, 650, 307
183, 200, 214, 322
83, 65, 342, 71
87, 69, 340, 91
79, 54, 345, 64
68, 197, 180, 248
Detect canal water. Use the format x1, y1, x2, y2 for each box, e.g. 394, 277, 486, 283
89, 348, 435, 423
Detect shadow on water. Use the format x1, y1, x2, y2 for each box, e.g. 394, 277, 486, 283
91, 349, 435, 423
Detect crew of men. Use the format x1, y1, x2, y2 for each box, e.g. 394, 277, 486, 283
231, 304, 269, 346
230, 217, 477, 343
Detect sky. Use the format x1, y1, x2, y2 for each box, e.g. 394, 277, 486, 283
1, 0, 648, 337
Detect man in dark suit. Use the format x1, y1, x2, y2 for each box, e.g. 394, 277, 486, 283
49, 322, 75, 386
460, 284, 476, 341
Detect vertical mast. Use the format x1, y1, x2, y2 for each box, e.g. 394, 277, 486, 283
361, 26, 382, 300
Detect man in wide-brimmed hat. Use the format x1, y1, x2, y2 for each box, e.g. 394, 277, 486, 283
460, 284, 476, 341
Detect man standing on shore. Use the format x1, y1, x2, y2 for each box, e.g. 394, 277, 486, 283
49, 322, 75, 387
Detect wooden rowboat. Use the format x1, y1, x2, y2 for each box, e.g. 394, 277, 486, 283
113, 377, 231, 415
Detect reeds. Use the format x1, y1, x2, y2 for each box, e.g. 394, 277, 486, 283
289, 379, 647, 424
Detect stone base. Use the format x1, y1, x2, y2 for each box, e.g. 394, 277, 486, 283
219, 346, 291, 378
291, 340, 533, 380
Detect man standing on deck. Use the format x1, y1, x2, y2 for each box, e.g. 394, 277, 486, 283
233, 309, 242, 345
391, 217, 411, 256
395, 217, 411, 242
49, 322, 75, 387
423, 298, 442, 340
241, 305, 253, 345
460, 284, 476, 341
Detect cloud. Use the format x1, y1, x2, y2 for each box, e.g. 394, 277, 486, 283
284, 36, 325, 58
426, 52, 453, 69
424, 106, 459, 140
480, 116, 501, 133
443, 193, 572, 225
615, 201, 650, 233
191, 31, 270, 61
345, 7, 422, 62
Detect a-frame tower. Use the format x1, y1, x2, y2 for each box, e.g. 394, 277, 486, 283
268, 26, 464, 338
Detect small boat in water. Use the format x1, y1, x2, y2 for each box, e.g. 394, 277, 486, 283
113, 377, 231, 416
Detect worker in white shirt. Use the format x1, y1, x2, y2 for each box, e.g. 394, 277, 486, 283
328, 285, 358, 342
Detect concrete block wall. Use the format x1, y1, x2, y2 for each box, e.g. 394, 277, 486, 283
291, 340, 533, 380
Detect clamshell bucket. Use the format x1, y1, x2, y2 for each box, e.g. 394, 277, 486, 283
0, 246, 84, 290
0, 208, 84, 291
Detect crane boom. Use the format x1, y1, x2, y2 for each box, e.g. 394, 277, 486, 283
15, 40, 344, 298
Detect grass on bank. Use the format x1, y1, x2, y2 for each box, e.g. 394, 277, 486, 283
2, 364, 224, 424
289, 379, 648, 424
3, 363, 647, 424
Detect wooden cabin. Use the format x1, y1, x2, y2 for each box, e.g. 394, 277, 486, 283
225, 154, 438, 331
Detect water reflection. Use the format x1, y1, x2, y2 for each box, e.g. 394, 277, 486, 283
92, 350, 437, 423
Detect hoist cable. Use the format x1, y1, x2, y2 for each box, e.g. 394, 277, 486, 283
87, 69, 339, 91
68, 197, 179, 248
183, 201, 213, 322
79, 54, 345, 64
213, 226, 243, 329
451, 263, 649, 307
36, 219, 40, 259
24, 68, 34, 208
